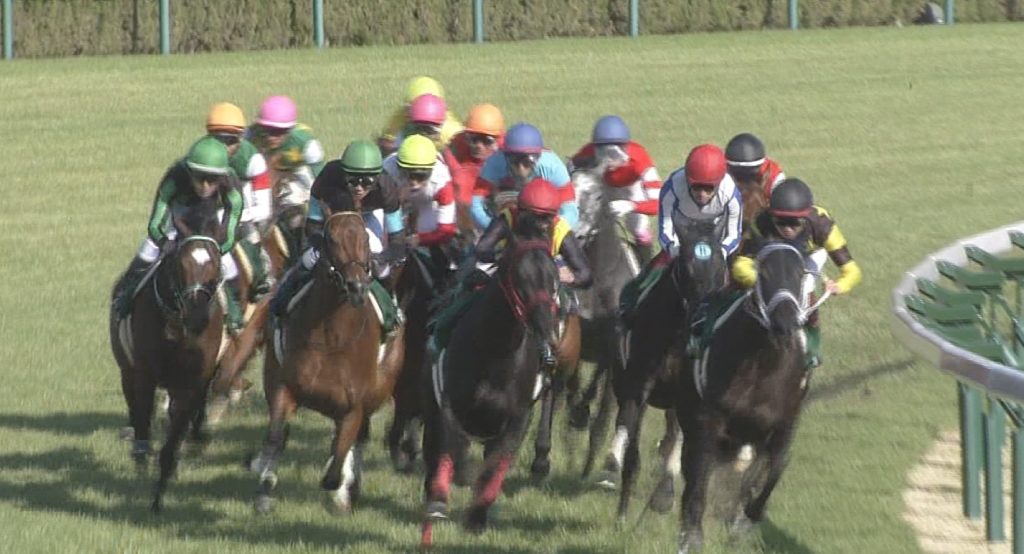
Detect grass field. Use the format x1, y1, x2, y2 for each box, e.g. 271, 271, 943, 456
1, 23, 1023, 554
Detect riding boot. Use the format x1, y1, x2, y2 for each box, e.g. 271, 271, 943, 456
368, 278, 401, 336
114, 256, 155, 319
239, 238, 272, 302
223, 278, 245, 335
804, 324, 822, 370
270, 264, 312, 317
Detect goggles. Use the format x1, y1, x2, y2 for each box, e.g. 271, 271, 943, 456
412, 123, 442, 136
260, 125, 292, 137
403, 169, 432, 182
772, 216, 805, 229
346, 175, 378, 189
211, 133, 241, 146
467, 132, 497, 146
506, 152, 540, 167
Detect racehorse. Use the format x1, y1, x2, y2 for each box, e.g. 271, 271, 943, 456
246, 211, 405, 514
675, 240, 819, 553
568, 168, 643, 479
610, 220, 729, 520
109, 201, 227, 512
420, 229, 560, 547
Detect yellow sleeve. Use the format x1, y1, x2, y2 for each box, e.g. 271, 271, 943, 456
380, 107, 408, 140
834, 260, 862, 294
440, 111, 464, 147
731, 255, 757, 289
823, 224, 847, 253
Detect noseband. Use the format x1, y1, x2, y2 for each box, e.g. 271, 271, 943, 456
321, 212, 372, 298
499, 239, 557, 325
746, 242, 831, 328
154, 235, 222, 317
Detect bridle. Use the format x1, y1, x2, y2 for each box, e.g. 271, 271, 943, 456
746, 242, 832, 329
153, 235, 222, 318
321, 212, 372, 299
498, 239, 557, 325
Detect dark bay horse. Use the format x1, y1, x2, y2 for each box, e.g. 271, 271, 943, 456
610, 220, 729, 520
247, 211, 405, 514
109, 207, 227, 512
569, 169, 643, 479
675, 241, 818, 553
420, 232, 560, 547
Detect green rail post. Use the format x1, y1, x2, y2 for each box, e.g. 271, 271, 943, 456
3, 0, 13, 60
962, 384, 983, 519
1014, 425, 1024, 554
159, 0, 170, 55
313, 0, 324, 48
472, 0, 483, 43
788, 0, 799, 30
985, 400, 1006, 541
629, 0, 639, 37
945, 0, 955, 25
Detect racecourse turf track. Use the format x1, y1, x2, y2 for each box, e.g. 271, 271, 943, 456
1, 23, 1022, 554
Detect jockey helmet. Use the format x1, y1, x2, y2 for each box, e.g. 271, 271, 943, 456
206, 102, 246, 133
503, 123, 544, 154
397, 134, 438, 171
591, 115, 630, 145
518, 178, 561, 216
725, 133, 766, 169
186, 136, 231, 176
408, 93, 447, 125
464, 103, 506, 136
406, 76, 445, 104
257, 95, 298, 129
340, 140, 383, 175
768, 178, 814, 218
685, 144, 727, 187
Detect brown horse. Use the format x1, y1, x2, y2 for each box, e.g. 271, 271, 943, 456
247, 211, 405, 514
109, 209, 226, 512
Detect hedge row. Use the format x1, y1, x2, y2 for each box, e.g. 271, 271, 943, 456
1, 0, 1019, 58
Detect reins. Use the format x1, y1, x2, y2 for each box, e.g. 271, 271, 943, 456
498, 239, 556, 325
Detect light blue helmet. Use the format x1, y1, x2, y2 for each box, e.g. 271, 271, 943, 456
591, 115, 630, 145
503, 123, 544, 154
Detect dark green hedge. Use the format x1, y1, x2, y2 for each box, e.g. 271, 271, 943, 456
1, 0, 1019, 58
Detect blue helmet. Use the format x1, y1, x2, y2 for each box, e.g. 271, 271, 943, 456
591, 115, 630, 145
503, 123, 544, 154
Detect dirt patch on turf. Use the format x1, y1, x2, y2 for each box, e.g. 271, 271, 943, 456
903, 429, 1010, 554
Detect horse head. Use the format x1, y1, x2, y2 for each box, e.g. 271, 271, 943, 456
498, 232, 560, 351
671, 219, 729, 310
171, 205, 223, 337
570, 170, 606, 244
750, 241, 808, 339
321, 212, 372, 308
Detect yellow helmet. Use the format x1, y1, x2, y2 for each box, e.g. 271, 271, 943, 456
406, 76, 444, 104
397, 135, 438, 170
206, 102, 246, 133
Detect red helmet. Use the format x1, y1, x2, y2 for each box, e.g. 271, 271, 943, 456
518, 178, 561, 215
685, 144, 727, 187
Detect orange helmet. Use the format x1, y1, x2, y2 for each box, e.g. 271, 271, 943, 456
206, 102, 246, 133
464, 103, 505, 137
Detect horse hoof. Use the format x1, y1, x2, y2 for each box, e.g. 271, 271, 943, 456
425, 500, 449, 521
463, 505, 489, 534
120, 426, 135, 441
568, 405, 590, 429
530, 459, 551, 481
150, 497, 163, 513
677, 531, 704, 554
728, 513, 757, 536
254, 495, 274, 515
649, 479, 675, 514
206, 396, 230, 427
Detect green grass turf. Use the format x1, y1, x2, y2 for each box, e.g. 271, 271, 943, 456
1, 22, 1023, 553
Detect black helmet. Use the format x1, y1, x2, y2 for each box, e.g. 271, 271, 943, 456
769, 178, 814, 218
725, 133, 766, 169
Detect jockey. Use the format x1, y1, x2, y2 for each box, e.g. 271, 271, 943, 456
247, 95, 326, 193
725, 132, 786, 204
396, 93, 449, 151
471, 123, 577, 233
378, 76, 464, 156
383, 134, 458, 278
114, 136, 245, 332
443, 103, 505, 211
206, 102, 273, 301
731, 178, 862, 368
568, 115, 661, 251
619, 144, 741, 325
270, 139, 405, 319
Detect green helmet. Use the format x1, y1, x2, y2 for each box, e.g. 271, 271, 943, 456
185, 136, 231, 175
340, 139, 383, 175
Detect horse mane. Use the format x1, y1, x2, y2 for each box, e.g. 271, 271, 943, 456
176, 197, 222, 240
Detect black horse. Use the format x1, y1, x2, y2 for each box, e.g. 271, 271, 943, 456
569, 170, 644, 478
110, 204, 226, 512
420, 230, 560, 547
610, 219, 729, 520
675, 240, 814, 553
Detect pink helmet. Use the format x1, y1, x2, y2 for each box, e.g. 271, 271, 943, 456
257, 95, 297, 129
408, 93, 446, 125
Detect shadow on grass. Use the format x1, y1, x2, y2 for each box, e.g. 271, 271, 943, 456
0, 411, 126, 436
806, 357, 915, 404
760, 517, 815, 554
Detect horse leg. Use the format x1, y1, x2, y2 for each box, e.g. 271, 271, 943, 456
616, 400, 648, 521
249, 385, 295, 515
565, 362, 586, 429
186, 385, 212, 452
322, 408, 364, 514
678, 417, 718, 554
582, 362, 614, 479
530, 380, 558, 481
421, 404, 456, 549
735, 423, 796, 531
465, 412, 530, 534
151, 389, 200, 512
388, 391, 419, 473
121, 365, 155, 471
649, 410, 682, 514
